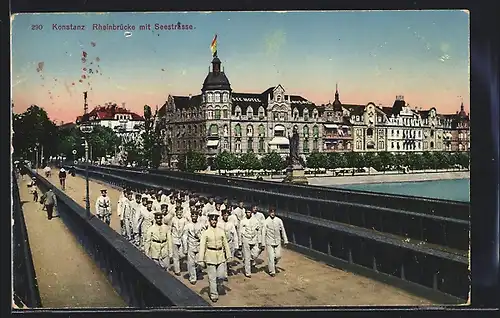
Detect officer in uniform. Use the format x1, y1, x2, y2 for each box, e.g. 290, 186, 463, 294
144, 211, 173, 270
171, 205, 188, 275
197, 210, 232, 303
239, 208, 262, 278
95, 189, 112, 225
182, 212, 205, 284
262, 206, 289, 277
217, 209, 239, 278
140, 199, 155, 252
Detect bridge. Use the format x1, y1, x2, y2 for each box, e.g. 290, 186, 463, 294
12, 164, 469, 308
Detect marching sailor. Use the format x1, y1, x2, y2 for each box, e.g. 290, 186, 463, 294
262, 206, 289, 277
95, 189, 112, 225
182, 211, 205, 284
171, 205, 188, 275
144, 211, 173, 270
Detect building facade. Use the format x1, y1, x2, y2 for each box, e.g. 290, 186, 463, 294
76, 103, 144, 142
159, 53, 470, 160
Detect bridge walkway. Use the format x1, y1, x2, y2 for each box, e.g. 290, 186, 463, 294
40, 169, 433, 307
17, 176, 126, 308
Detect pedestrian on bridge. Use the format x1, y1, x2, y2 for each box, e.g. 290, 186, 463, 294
182, 211, 205, 285
232, 201, 246, 223
130, 193, 144, 247
42, 188, 57, 220
95, 189, 112, 225
121, 190, 134, 240
197, 210, 232, 303
171, 205, 188, 275
239, 208, 262, 278
117, 188, 129, 236
58, 168, 67, 191
198, 206, 209, 229
217, 208, 239, 279
262, 206, 289, 277
251, 205, 266, 260
140, 199, 155, 252
144, 211, 173, 270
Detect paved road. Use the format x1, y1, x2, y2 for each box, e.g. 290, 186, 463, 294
17, 176, 126, 308
40, 169, 434, 307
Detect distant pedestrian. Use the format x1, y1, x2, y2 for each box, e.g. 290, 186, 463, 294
43, 189, 57, 220
58, 168, 67, 190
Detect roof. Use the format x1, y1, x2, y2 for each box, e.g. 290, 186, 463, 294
172, 95, 202, 110
77, 105, 144, 122
202, 57, 231, 91
342, 104, 365, 116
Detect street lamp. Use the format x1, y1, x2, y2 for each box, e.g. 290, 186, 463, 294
80, 124, 94, 218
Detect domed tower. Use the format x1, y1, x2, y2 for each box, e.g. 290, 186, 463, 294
201, 52, 232, 154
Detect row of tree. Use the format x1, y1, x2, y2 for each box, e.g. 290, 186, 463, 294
177, 150, 470, 174
13, 104, 164, 168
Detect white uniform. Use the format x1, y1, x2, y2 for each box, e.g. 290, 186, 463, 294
117, 195, 128, 236
160, 194, 168, 203
140, 207, 155, 251
182, 220, 206, 283
232, 206, 245, 222
252, 211, 266, 258
122, 198, 133, 240
170, 216, 188, 274
144, 222, 173, 269
152, 200, 162, 213
239, 216, 262, 276
95, 195, 112, 225
130, 200, 143, 246
202, 203, 214, 216
262, 216, 289, 275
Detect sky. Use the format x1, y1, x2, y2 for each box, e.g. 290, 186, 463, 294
11, 11, 470, 124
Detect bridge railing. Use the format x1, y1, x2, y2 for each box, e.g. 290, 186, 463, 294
76, 165, 469, 252
12, 172, 42, 308
27, 168, 210, 308
72, 167, 469, 303
86, 164, 470, 221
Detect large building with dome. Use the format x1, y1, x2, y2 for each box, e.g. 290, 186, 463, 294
158, 53, 470, 161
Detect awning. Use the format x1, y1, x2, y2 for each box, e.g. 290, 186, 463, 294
207, 140, 220, 147
269, 136, 290, 145
324, 124, 338, 129
274, 125, 285, 131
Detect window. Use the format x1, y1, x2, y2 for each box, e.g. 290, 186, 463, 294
235, 141, 241, 152
258, 124, 265, 137
234, 124, 241, 136
277, 95, 281, 102
215, 109, 221, 119
188, 140, 191, 150
418, 130, 421, 138
210, 124, 218, 136
418, 142, 421, 149
303, 110, 309, 121
430, 141, 434, 149
303, 140, 309, 152
391, 142, 394, 149
378, 141, 384, 149
378, 129, 384, 136
367, 128, 373, 136
223, 93, 228, 102
391, 129, 394, 136
258, 139, 265, 152
194, 140, 197, 149
207, 93, 213, 102
235, 106, 241, 118
303, 125, 309, 137
313, 110, 318, 120
207, 110, 214, 119
346, 142, 351, 150
258, 107, 265, 119
247, 125, 254, 137
273, 112, 279, 121
215, 93, 221, 102
293, 109, 299, 119
247, 138, 253, 151
246, 107, 253, 119
397, 142, 400, 150
313, 139, 318, 151
356, 141, 362, 150
222, 109, 228, 118
430, 130, 434, 137
313, 125, 319, 137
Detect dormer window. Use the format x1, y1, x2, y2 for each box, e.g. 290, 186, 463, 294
246, 107, 253, 119
215, 93, 221, 103
223, 92, 228, 102
258, 107, 265, 119
207, 93, 213, 102
235, 106, 241, 118
293, 109, 299, 119
312, 109, 318, 120
303, 110, 309, 121
277, 95, 281, 102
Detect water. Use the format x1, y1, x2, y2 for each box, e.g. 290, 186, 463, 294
335, 178, 470, 202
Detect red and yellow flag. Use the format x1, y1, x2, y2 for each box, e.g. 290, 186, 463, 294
210, 34, 217, 57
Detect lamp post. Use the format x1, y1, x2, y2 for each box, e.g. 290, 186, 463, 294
80, 124, 94, 218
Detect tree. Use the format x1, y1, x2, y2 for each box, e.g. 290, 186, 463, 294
13, 105, 58, 163
408, 153, 422, 170
239, 151, 262, 171
377, 151, 393, 173
214, 151, 238, 172
362, 152, 376, 174
260, 151, 284, 176
306, 151, 328, 175
178, 151, 207, 172
344, 152, 361, 175
457, 152, 470, 170
87, 125, 121, 160
139, 104, 164, 169
326, 152, 341, 170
